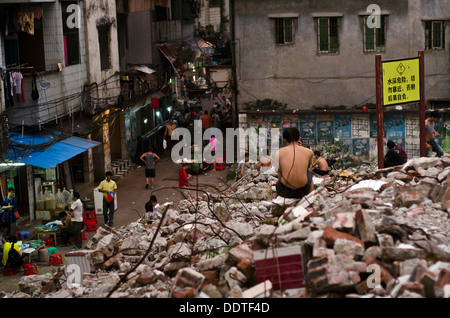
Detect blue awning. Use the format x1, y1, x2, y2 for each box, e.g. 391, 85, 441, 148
6, 130, 101, 169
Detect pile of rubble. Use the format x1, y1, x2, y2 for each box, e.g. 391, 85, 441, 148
5, 156, 450, 298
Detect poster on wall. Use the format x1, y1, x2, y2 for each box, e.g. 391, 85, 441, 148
441, 114, 450, 152
352, 138, 370, 157
334, 114, 352, 139
299, 114, 316, 146
386, 113, 405, 139
370, 114, 378, 138
352, 115, 370, 138
405, 115, 420, 138
317, 121, 334, 145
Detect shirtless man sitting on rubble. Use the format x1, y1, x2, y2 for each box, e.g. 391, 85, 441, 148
311, 151, 330, 176
274, 127, 314, 199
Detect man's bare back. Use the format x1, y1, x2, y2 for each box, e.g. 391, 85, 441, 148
315, 157, 329, 171
275, 144, 314, 189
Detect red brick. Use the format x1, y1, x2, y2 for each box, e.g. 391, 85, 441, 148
200, 270, 219, 282
227, 243, 254, 266
436, 269, 450, 289
136, 268, 158, 285
322, 226, 364, 249
355, 209, 377, 247
399, 191, 422, 208
171, 286, 196, 298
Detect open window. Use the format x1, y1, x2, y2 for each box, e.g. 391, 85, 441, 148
97, 24, 111, 71
1, 7, 45, 73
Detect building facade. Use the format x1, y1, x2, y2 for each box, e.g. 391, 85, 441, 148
232, 0, 450, 159
233, 0, 449, 110
0, 0, 121, 220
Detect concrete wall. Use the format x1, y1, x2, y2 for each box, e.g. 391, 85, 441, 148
234, 0, 450, 110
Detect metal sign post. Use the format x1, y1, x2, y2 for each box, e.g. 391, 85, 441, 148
375, 54, 384, 169
418, 51, 426, 157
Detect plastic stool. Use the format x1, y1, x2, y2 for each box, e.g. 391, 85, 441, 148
49, 253, 63, 266
47, 247, 58, 255
215, 158, 224, 171
81, 230, 87, 240
84, 210, 97, 222
44, 238, 55, 247
84, 220, 97, 232
24, 264, 38, 276
20, 231, 30, 240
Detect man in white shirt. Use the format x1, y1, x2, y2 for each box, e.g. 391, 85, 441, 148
69, 191, 83, 250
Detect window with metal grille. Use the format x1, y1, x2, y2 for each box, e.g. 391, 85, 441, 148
425, 21, 445, 49
364, 15, 387, 52
318, 17, 339, 53
275, 18, 295, 45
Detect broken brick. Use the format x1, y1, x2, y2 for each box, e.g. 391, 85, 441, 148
399, 191, 422, 208
227, 244, 254, 267
355, 209, 378, 247
380, 247, 427, 262
398, 283, 425, 297
323, 225, 364, 249
333, 212, 356, 230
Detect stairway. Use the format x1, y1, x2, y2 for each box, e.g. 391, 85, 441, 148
111, 159, 131, 177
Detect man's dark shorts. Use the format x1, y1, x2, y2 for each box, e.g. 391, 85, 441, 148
313, 168, 329, 176
146, 168, 156, 178
276, 170, 313, 199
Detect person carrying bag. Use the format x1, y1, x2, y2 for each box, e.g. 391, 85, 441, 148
1, 188, 19, 234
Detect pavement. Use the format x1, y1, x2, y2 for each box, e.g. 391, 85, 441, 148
0, 115, 235, 294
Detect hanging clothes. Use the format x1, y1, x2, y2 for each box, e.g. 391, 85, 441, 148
18, 12, 34, 35
3, 71, 15, 107
12, 72, 25, 103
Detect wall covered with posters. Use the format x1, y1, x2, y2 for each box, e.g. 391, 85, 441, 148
242, 112, 449, 160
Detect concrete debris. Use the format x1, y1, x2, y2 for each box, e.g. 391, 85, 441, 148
6, 156, 450, 298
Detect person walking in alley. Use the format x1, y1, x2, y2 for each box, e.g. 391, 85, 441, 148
98, 171, 117, 227
68, 192, 83, 250
140, 147, 160, 189
425, 111, 444, 157
179, 163, 192, 200
274, 127, 314, 199
1, 188, 19, 235
164, 118, 178, 152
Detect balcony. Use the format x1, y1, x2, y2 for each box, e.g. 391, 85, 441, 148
3, 69, 87, 126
